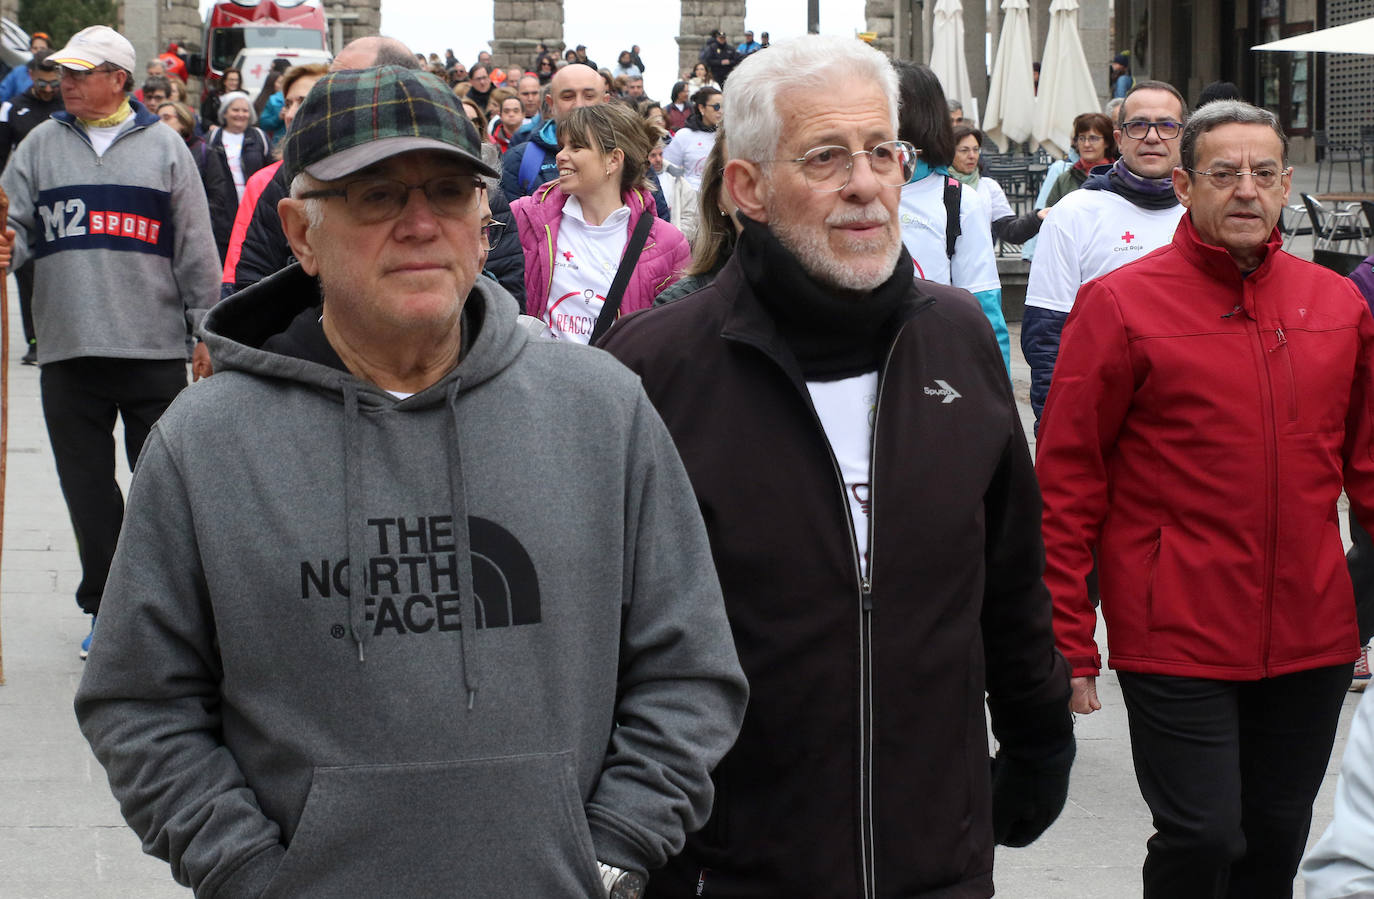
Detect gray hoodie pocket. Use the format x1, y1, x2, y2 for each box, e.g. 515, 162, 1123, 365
261, 751, 605, 898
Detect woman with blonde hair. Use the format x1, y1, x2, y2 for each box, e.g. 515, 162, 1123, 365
511, 102, 689, 343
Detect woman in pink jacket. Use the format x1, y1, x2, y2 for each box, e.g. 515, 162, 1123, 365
511, 102, 689, 343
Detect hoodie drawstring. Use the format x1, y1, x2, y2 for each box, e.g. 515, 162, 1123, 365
445, 379, 481, 710
342, 383, 370, 662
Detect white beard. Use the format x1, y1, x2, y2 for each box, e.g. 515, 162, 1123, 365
767, 197, 902, 293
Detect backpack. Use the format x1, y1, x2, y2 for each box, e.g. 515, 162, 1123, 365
518, 141, 547, 194
943, 175, 962, 259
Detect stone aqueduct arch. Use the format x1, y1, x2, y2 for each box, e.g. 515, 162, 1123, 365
491, 0, 747, 81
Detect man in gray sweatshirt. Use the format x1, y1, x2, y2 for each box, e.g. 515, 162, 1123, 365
73, 66, 747, 899
0, 26, 221, 658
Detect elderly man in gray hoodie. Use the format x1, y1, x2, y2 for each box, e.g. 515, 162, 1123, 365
74, 65, 746, 899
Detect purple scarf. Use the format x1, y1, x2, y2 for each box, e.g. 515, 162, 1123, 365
1083, 158, 1179, 210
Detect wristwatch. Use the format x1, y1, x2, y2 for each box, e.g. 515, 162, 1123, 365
597, 862, 647, 899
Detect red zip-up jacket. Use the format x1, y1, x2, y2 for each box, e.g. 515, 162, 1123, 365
1037, 214, 1374, 680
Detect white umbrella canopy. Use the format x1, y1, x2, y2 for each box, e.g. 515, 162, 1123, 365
1031, 0, 1102, 157
983, 0, 1036, 151
930, 0, 974, 120
1253, 17, 1374, 54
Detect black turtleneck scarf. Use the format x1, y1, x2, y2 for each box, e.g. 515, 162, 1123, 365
734, 214, 913, 380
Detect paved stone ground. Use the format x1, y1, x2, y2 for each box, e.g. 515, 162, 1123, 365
0, 160, 1368, 897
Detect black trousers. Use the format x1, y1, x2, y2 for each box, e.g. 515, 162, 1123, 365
1118, 665, 1351, 899
1345, 511, 1374, 644
40, 357, 186, 615
15, 260, 34, 346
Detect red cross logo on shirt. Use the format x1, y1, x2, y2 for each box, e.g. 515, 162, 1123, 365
1121, 231, 1135, 242
562, 250, 574, 261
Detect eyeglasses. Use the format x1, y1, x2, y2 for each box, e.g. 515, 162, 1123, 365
59, 65, 119, 81
1185, 168, 1288, 190
954, 145, 981, 155
1076, 134, 1105, 144
1120, 120, 1183, 140
479, 219, 505, 251
777, 140, 919, 192
706, 103, 721, 111
32, 78, 60, 89
301, 175, 484, 224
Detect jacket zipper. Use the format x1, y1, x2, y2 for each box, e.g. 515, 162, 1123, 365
724, 306, 927, 899
1269, 325, 1298, 421
1253, 313, 1280, 673
856, 332, 899, 898
541, 222, 555, 310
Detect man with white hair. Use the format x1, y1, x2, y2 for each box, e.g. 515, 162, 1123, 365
602, 34, 1073, 897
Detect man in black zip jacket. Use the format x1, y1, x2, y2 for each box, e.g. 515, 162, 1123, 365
601, 35, 1073, 899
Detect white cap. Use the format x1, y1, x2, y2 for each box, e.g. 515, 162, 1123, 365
50, 26, 136, 73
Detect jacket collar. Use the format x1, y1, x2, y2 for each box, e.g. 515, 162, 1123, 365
531, 180, 654, 222
1170, 212, 1285, 321
1171, 210, 1283, 285
53, 97, 158, 130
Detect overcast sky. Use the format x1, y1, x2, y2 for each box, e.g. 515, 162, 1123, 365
380, 0, 868, 99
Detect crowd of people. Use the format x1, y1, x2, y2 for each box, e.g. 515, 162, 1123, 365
5, 19, 1374, 899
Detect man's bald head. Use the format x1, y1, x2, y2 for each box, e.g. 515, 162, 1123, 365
330, 36, 419, 72
548, 62, 605, 121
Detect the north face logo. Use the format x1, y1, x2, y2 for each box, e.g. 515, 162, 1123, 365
300, 515, 542, 637
923, 379, 962, 403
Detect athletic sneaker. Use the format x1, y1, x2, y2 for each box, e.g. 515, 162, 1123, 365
79, 619, 94, 660
1353, 644, 1371, 692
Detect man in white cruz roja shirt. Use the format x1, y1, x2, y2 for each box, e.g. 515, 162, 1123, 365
1022, 80, 1189, 428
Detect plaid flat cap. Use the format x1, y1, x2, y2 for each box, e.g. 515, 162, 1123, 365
283, 65, 498, 182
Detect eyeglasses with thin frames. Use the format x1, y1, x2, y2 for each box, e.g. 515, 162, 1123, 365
1185, 168, 1289, 190
300, 175, 484, 225
774, 140, 919, 193
1120, 120, 1183, 140
479, 219, 505, 251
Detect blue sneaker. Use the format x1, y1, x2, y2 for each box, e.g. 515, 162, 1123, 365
79, 619, 95, 660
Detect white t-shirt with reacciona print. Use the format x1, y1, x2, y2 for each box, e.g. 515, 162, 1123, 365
543, 197, 631, 344
806, 372, 878, 575
1025, 188, 1184, 314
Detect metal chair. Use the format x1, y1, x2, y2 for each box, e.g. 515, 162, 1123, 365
1279, 202, 1311, 250
1315, 130, 1366, 192
1302, 193, 1365, 251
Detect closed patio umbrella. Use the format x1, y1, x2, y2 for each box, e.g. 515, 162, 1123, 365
930, 0, 974, 121
1031, 0, 1101, 157
984, 0, 1036, 151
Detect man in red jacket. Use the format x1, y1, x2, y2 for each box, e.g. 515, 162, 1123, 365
1036, 99, 1374, 897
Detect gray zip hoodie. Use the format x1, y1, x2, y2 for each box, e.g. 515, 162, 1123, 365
74, 265, 748, 898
